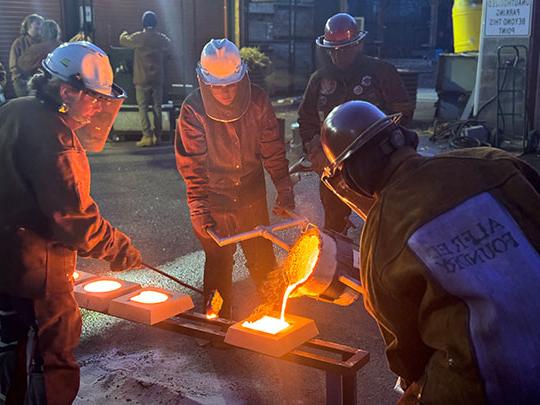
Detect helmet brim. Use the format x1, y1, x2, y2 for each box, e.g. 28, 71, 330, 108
328, 112, 402, 176
196, 61, 248, 86
315, 31, 367, 49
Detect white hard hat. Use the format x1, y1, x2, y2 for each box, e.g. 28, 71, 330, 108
42, 41, 116, 98
196, 38, 247, 86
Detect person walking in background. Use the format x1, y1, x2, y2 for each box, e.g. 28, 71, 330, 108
175, 39, 295, 319
17, 19, 61, 80
119, 11, 171, 147
9, 14, 44, 97
298, 12, 414, 234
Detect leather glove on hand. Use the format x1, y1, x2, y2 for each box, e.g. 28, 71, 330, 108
191, 213, 216, 238
306, 136, 329, 175
273, 188, 295, 217
110, 244, 142, 272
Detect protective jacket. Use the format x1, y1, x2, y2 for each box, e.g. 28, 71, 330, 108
175, 84, 292, 216
0, 97, 136, 298
298, 54, 414, 149
17, 39, 61, 77
9, 34, 40, 82
119, 28, 171, 86
361, 148, 540, 403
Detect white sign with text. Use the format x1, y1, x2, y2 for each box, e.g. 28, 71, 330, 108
485, 0, 532, 37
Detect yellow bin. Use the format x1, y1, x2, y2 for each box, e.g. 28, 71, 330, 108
452, 0, 483, 53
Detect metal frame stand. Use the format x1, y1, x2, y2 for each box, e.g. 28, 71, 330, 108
155, 312, 369, 405
496, 45, 529, 151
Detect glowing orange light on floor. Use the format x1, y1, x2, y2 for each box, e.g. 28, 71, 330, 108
242, 315, 290, 335
83, 280, 122, 293
130, 290, 169, 304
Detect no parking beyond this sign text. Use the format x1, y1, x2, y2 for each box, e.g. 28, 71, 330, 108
485, 0, 532, 37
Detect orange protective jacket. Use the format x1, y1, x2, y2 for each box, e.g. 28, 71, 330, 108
0, 97, 136, 298
175, 85, 292, 216
361, 148, 540, 403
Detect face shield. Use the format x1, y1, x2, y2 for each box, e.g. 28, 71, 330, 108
320, 112, 402, 219
72, 83, 126, 152
197, 67, 251, 123
321, 165, 375, 220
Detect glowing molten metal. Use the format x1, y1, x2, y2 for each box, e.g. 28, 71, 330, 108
73, 271, 80, 280
83, 280, 122, 293
130, 290, 169, 304
242, 316, 290, 335
280, 230, 321, 320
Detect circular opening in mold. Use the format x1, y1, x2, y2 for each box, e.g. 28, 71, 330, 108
130, 290, 169, 304
83, 280, 122, 293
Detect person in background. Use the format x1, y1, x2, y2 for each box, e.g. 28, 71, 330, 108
9, 14, 44, 97
298, 12, 414, 234
0, 60, 6, 105
319, 100, 540, 403
0, 42, 142, 404
17, 19, 62, 79
119, 10, 171, 147
175, 39, 295, 319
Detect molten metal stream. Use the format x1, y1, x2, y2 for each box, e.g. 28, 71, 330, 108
242, 230, 321, 335
280, 242, 320, 321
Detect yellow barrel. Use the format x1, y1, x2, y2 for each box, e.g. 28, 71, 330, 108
452, 0, 483, 53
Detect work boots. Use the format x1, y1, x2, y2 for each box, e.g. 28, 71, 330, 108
136, 134, 156, 147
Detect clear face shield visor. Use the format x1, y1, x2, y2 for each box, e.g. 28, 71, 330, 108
321, 164, 375, 221
73, 83, 126, 152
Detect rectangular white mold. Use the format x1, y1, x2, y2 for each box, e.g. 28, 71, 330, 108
108, 287, 194, 325
74, 277, 141, 312
224, 313, 319, 357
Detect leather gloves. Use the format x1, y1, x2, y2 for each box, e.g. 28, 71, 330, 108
110, 243, 142, 272
306, 135, 329, 175
273, 187, 295, 217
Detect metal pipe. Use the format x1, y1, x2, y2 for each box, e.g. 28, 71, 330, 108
207, 213, 308, 250
142, 262, 203, 295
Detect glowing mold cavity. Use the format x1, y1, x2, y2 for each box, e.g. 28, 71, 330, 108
83, 280, 122, 293
130, 290, 169, 304
242, 315, 291, 335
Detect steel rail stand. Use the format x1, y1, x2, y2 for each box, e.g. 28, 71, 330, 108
154, 312, 369, 405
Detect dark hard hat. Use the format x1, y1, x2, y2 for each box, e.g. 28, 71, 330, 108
316, 13, 367, 49
142, 11, 157, 28
321, 101, 401, 171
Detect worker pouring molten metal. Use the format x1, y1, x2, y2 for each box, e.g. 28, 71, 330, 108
317, 100, 540, 403
175, 39, 295, 319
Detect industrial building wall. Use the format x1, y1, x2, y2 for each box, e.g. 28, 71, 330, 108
0, 0, 63, 96
92, 0, 224, 89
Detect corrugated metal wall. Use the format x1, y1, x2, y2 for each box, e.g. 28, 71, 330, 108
0, 0, 63, 94
92, 0, 224, 87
